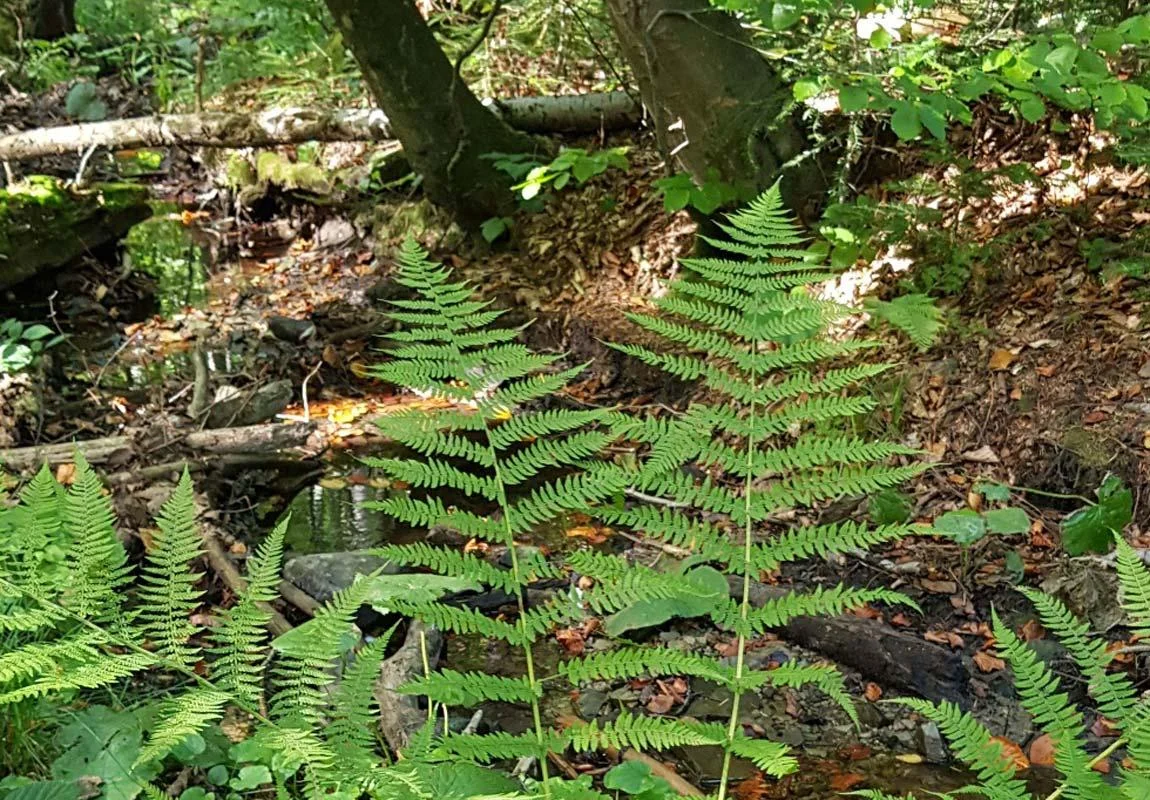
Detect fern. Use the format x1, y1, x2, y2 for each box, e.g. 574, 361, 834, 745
584, 182, 924, 799
136, 470, 204, 671
906, 534, 1150, 798
363, 238, 628, 792
863, 293, 944, 350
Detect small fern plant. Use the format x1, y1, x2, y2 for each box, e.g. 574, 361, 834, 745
857, 536, 1150, 800
0, 459, 438, 796
363, 240, 729, 794
559, 182, 931, 798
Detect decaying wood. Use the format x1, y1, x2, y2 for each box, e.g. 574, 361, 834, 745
622, 751, 704, 797
0, 93, 641, 161
0, 435, 133, 470
0, 422, 314, 472
735, 577, 969, 705
182, 421, 315, 453
375, 621, 443, 751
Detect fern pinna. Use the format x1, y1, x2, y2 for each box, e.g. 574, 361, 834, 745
864, 537, 1150, 800
0, 460, 413, 795
570, 183, 928, 797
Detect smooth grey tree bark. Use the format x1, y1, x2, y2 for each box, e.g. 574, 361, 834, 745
604, 0, 825, 216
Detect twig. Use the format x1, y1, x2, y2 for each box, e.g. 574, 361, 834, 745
200, 525, 293, 636
461, 709, 484, 735
625, 488, 689, 508
73, 142, 98, 188
277, 579, 320, 617
301, 360, 323, 423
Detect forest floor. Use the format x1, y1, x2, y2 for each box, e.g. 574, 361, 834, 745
5, 73, 1150, 794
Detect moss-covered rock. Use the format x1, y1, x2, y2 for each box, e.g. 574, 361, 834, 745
0, 176, 151, 290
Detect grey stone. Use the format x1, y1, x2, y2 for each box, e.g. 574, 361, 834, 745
578, 689, 608, 720
206, 379, 293, 428
920, 721, 948, 764
283, 550, 398, 602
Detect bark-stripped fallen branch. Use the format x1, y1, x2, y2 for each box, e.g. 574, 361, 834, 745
0, 421, 315, 471
0, 92, 641, 161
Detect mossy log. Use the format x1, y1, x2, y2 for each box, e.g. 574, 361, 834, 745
0, 176, 151, 290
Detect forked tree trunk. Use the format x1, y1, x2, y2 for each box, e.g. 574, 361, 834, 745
323, 0, 544, 228
604, 0, 825, 216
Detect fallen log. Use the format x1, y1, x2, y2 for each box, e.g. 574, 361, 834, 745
733, 577, 969, 705
0, 422, 315, 471
0, 92, 641, 161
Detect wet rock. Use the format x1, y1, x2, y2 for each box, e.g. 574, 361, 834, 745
315, 216, 357, 250
282, 549, 398, 602
920, 722, 948, 764
206, 379, 293, 428
675, 745, 756, 783
267, 315, 317, 343
578, 689, 608, 720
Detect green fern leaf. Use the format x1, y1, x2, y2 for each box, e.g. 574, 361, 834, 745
136, 470, 205, 671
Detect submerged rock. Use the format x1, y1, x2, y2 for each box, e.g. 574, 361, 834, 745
282, 549, 397, 602
0, 176, 150, 290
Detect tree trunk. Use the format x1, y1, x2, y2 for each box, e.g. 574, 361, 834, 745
33, 0, 76, 40
604, 0, 824, 216
323, 0, 544, 228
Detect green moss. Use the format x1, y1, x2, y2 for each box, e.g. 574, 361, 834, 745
0, 176, 151, 289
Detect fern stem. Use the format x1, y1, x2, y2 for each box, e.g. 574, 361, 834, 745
1040, 736, 1126, 800
485, 432, 553, 798
717, 376, 758, 800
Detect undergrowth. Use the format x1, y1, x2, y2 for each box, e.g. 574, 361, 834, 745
3, 184, 1134, 800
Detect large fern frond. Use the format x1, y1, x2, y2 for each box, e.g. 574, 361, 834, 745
62, 453, 130, 620
136, 470, 205, 671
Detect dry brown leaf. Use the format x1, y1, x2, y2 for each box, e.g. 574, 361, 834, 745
864, 682, 883, 702
992, 737, 1030, 771
1028, 733, 1056, 766
973, 650, 1007, 673
921, 579, 958, 594
829, 773, 866, 792
1035, 364, 1058, 377
989, 349, 1016, 370
924, 630, 965, 648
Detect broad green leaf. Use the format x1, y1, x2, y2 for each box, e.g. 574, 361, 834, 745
839, 85, 870, 113
1018, 95, 1047, 123
52, 707, 159, 800
934, 509, 986, 546
365, 572, 481, 608
21, 325, 54, 341
1046, 45, 1079, 73
890, 101, 921, 140
604, 761, 658, 794
662, 187, 691, 212
1061, 476, 1132, 556
975, 482, 1011, 503
983, 507, 1030, 535
918, 104, 947, 140
1, 782, 79, 800
869, 489, 912, 525
604, 566, 728, 636
65, 82, 108, 122
1092, 28, 1124, 54
1098, 81, 1127, 106
869, 26, 893, 50
793, 80, 820, 102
